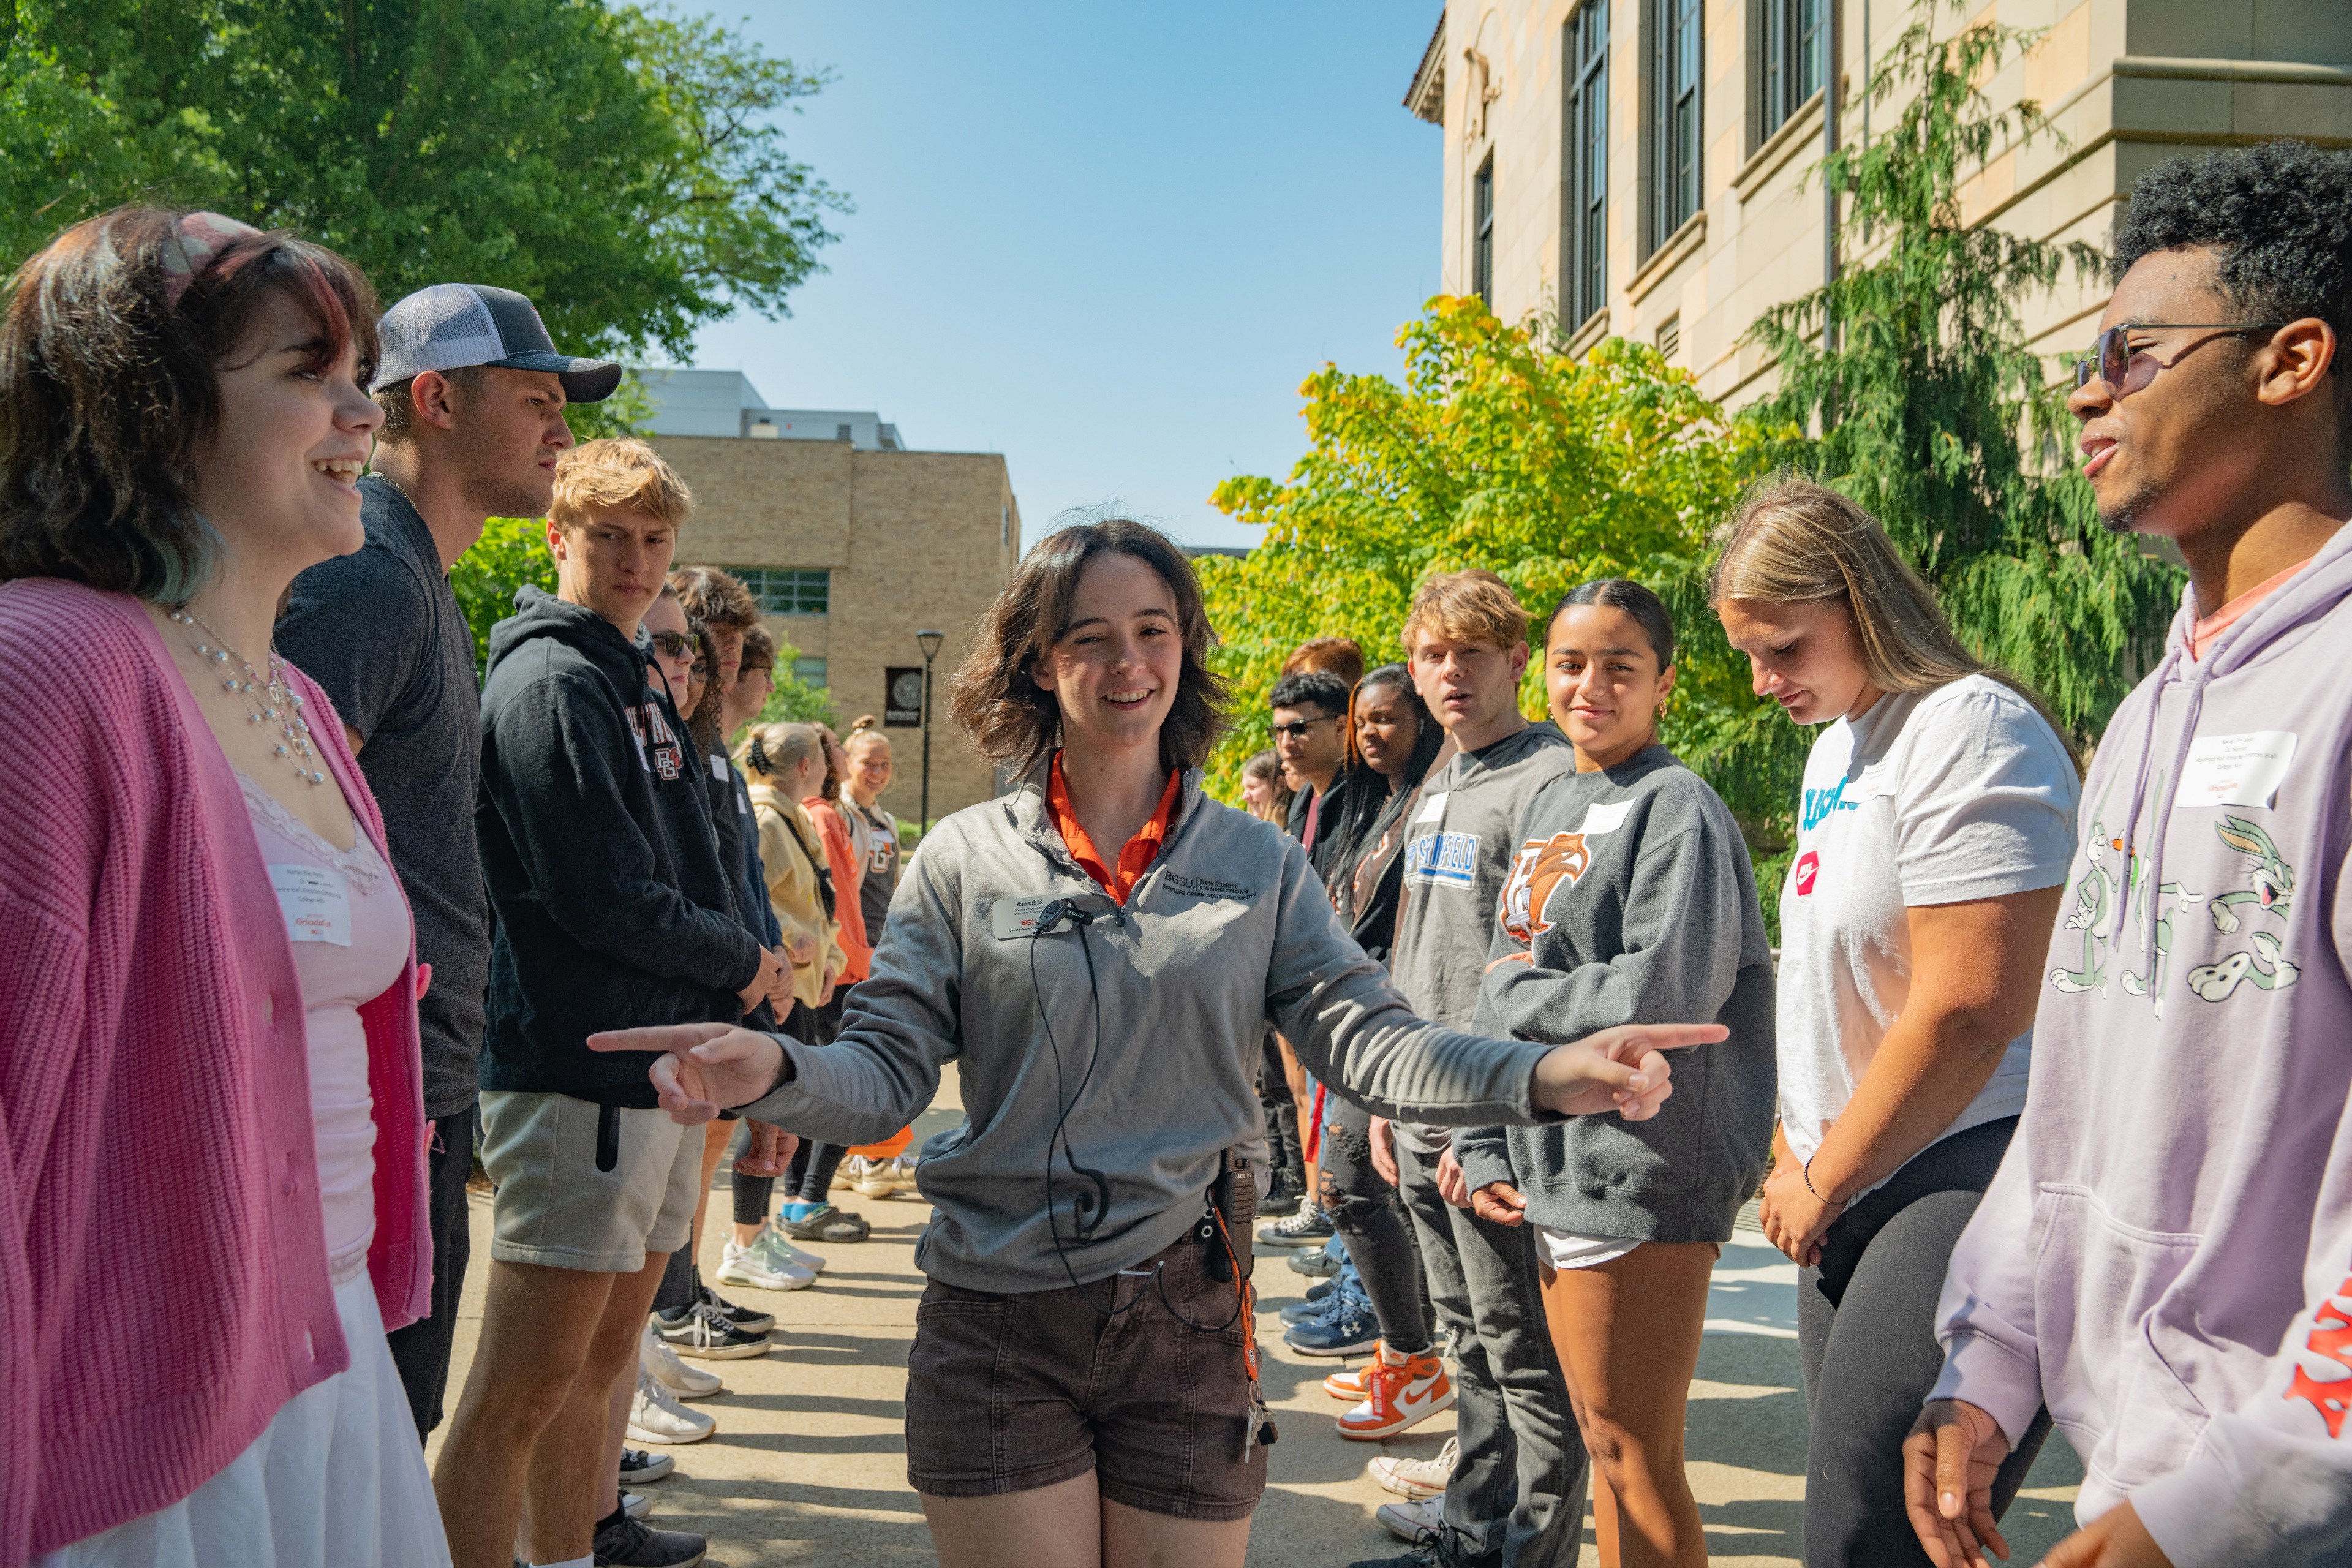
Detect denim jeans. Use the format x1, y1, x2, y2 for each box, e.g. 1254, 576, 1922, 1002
1396, 1140, 1587, 1566
1320, 1095, 1433, 1354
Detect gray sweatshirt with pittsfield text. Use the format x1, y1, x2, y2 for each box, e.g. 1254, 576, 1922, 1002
1455, 745, 1776, 1242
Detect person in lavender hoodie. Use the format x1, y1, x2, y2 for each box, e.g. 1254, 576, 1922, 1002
1909, 140, 2352, 1568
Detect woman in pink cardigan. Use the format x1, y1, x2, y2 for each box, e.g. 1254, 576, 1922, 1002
0, 209, 446, 1566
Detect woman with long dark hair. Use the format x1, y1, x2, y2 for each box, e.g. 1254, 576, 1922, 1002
587, 518, 1719, 1568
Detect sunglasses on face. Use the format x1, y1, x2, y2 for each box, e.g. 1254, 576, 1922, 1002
1271, 716, 1338, 741
2073, 321, 2286, 398
650, 630, 700, 660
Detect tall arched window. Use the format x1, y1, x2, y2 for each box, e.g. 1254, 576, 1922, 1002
1562, 1, 1609, 327
1648, 0, 1701, 251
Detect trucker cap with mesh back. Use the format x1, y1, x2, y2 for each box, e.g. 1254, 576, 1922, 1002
371, 282, 622, 403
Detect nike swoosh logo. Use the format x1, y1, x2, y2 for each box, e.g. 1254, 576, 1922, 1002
1398, 1383, 1438, 1411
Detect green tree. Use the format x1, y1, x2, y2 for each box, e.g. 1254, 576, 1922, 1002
0, 0, 847, 360
1746, 2, 2179, 763
1199, 296, 1758, 799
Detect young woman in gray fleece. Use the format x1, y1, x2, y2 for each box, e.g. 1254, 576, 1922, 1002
583, 520, 1724, 1568
1457, 579, 1777, 1568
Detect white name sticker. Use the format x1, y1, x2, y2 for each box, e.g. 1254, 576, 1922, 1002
1414, 790, 1451, 825
710, 753, 730, 780
2175, 730, 2298, 811
990, 895, 1058, 941
1576, 800, 1635, 837
269, 863, 351, 946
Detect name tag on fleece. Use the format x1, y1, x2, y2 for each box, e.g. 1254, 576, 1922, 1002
269, 863, 351, 946
990, 895, 1058, 941
2174, 731, 2297, 811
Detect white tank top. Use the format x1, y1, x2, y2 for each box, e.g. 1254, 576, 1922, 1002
240, 775, 407, 1286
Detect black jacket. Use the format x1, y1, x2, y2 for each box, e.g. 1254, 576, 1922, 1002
477, 587, 762, 1105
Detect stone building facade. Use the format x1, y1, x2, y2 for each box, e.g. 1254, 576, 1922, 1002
1408, 0, 2352, 405
650, 424, 1022, 826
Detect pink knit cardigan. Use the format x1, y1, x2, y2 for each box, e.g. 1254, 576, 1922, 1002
0, 579, 431, 1564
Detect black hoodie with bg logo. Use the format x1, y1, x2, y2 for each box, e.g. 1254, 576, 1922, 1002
477, 586, 762, 1106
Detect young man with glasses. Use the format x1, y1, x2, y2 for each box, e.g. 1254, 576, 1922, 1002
276, 282, 616, 1445
1909, 139, 2352, 1568
435, 439, 785, 1568
1270, 669, 1352, 848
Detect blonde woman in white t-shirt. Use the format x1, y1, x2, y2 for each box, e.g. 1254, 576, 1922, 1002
1713, 477, 2079, 1568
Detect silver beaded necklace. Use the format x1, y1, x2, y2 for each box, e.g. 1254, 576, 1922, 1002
168, 606, 327, 786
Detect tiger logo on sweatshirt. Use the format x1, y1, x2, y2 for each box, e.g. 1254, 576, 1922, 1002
1499, 831, 1593, 943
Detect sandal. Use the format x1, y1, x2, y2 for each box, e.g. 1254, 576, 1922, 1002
778, 1203, 870, 1243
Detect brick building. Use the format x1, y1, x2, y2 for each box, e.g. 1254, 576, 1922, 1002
1407, 0, 2352, 404
643, 370, 1022, 824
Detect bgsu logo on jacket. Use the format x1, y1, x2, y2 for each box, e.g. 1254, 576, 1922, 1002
1499, 832, 1592, 942
624, 702, 687, 780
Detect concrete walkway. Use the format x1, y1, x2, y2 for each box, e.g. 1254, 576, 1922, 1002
431, 1065, 2084, 1565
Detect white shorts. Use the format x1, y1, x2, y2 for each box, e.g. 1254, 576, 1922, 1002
1534, 1227, 1641, 1272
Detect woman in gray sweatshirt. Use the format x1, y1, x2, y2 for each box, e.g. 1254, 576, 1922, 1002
586, 521, 1723, 1568
1457, 579, 1777, 1568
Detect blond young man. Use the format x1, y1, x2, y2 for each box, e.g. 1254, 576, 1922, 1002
1360, 570, 1589, 1568
434, 440, 782, 1568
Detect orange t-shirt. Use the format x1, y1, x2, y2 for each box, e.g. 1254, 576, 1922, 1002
1046, 752, 1180, 905
2188, 559, 2309, 662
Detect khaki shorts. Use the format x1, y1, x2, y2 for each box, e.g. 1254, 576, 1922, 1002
480, 1090, 702, 1272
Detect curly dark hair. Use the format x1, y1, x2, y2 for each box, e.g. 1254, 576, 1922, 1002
2114, 139, 2352, 451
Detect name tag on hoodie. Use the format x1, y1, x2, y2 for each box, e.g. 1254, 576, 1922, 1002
2175, 730, 2297, 811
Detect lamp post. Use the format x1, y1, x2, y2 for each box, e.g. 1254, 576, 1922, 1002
916, 629, 944, 837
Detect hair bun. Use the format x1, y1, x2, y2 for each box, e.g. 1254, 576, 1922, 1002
850, 714, 880, 733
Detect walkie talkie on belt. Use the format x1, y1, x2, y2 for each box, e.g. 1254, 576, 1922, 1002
1200, 1147, 1256, 1281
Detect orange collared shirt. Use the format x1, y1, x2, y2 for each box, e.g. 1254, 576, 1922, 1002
1046, 752, 1181, 905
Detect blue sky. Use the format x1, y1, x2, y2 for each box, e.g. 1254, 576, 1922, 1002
679, 2, 1447, 551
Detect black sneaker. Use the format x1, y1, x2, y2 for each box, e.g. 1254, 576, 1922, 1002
619, 1446, 673, 1483
654, 1300, 771, 1361
1260, 1166, 1306, 1216
592, 1509, 706, 1567
1258, 1206, 1335, 1248
1348, 1523, 1500, 1568
696, 1282, 775, 1335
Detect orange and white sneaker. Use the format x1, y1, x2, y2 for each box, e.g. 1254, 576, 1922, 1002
1335, 1343, 1454, 1440
1322, 1363, 1371, 1401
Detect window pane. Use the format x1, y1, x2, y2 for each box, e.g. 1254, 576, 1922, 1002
726, 567, 830, 616
793, 657, 827, 687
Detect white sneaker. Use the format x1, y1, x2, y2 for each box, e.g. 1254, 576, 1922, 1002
1379, 1499, 1444, 1542
640, 1323, 722, 1400
840, 1154, 904, 1197
717, 1235, 815, 1291
627, 1368, 715, 1445
622, 1490, 652, 1521
1366, 1435, 1457, 1500
888, 1152, 920, 1185
750, 1223, 826, 1276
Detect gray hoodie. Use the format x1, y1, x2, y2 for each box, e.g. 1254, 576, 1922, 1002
741, 766, 1566, 1294
1388, 720, 1579, 1153
1931, 523, 2352, 1566
1456, 746, 1776, 1242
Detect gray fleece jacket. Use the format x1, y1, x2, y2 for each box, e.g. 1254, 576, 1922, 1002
741, 765, 1566, 1294
1456, 745, 1776, 1242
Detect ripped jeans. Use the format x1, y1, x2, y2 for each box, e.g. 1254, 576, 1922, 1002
1319, 1093, 1434, 1355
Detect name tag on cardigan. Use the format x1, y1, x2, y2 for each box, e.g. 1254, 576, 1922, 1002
2176, 730, 2297, 810
268, 863, 352, 946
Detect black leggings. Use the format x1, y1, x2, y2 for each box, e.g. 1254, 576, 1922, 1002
1796, 1116, 2052, 1567
733, 997, 845, 1223
1319, 1094, 1434, 1355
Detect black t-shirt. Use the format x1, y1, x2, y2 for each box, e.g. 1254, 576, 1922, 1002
847, 797, 899, 942
277, 476, 490, 1118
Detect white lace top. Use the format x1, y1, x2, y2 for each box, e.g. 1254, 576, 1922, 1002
239, 775, 406, 1286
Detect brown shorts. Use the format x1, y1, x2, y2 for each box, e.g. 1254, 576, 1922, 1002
904, 1235, 1268, 1520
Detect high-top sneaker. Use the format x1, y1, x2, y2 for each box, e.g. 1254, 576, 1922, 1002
1335, 1342, 1455, 1440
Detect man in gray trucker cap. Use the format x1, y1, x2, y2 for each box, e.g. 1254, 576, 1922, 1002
373, 281, 623, 402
